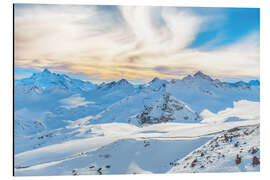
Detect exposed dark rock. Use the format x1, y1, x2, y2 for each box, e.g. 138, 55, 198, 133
97, 168, 102, 175
234, 141, 239, 147
191, 159, 197, 167
252, 156, 260, 166
235, 154, 241, 165
249, 147, 259, 154
72, 169, 78, 176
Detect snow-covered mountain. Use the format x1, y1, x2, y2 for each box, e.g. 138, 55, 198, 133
229, 80, 260, 87
97, 79, 134, 90
167, 71, 259, 113
141, 77, 168, 91
14, 70, 260, 134
128, 93, 201, 126
86, 87, 165, 125
14, 69, 99, 136
14, 69, 260, 175
85, 79, 138, 108
248, 80, 260, 86
15, 69, 96, 93
84, 71, 259, 126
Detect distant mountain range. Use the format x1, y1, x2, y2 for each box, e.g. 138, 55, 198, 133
14, 69, 260, 136
14, 69, 260, 175
15, 68, 96, 93
15, 69, 259, 93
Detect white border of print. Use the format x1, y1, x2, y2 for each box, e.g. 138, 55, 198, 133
1, 0, 269, 180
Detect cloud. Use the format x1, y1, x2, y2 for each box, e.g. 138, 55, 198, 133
59, 94, 95, 109
14, 5, 259, 82
153, 65, 194, 76
14, 74, 29, 80
191, 31, 260, 79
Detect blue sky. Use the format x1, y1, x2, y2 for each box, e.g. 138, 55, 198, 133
14, 4, 260, 83
189, 8, 260, 49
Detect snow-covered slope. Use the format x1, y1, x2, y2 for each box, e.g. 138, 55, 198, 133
169, 125, 260, 173
14, 108, 46, 137
87, 87, 165, 125
14, 86, 104, 136
87, 85, 201, 126
14, 121, 259, 176
86, 78, 138, 107
201, 100, 259, 124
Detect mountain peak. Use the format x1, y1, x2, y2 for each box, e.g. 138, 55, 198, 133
42, 68, 51, 74
97, 79, 133, 90
150, 77, 160, 83
17, 69, 96, 92
129, 93, 201, 125
117, 79, 130, 85
193, 71, 213, 81
144, 77, 168, 91
248, 80, 260, 86
194, 71, 205, 77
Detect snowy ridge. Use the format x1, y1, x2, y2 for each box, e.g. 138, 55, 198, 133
97, 79, 134, 90
169, 125, 260, 173
229, 80, 260, 87
128, 93, 201, 126
15, 69, 96, 93
142, 77, 168, 91
167, 71, 259, 113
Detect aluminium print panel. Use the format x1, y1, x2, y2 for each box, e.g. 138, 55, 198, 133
14, 4, 260, 176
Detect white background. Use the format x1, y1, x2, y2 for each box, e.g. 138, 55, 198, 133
0, 0, 269, 179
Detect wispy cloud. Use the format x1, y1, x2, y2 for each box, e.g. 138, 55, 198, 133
14, 5, 260, 82
59, 94, 95, 109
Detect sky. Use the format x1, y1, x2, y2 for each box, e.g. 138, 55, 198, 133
14, 4, 260, 83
